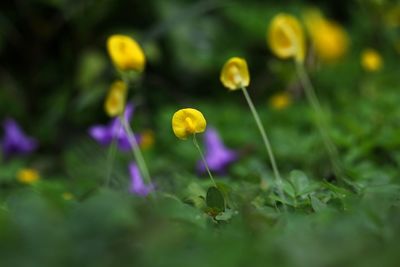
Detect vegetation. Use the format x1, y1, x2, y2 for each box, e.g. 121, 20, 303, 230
0, 0, 399, 266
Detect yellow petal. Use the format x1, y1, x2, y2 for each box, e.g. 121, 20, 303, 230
107, 35, 146, 72
361, 48, 383, 72
268, 13, 305, 63
220, 57, 250, 90
17, 168, 40, 184
269, 92, 292, 110
304, 9, 349, 63
172, 108, 207, 140
104, 80, 127, 117
62, 192, 74, 201
140, 129, 155, 150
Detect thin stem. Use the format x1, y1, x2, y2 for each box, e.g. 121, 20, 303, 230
295, 62, 344, 179
192, 134, 217, 187
241, 87, 287, 210
118, 75, 157, 199
120, 115, 153, 187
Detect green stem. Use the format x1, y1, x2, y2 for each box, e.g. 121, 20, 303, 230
120, 115, 154, 189
295, 62, 344, 179
192, 134, 217, 187
241, 87, 287, 210
119, 74, 156, 197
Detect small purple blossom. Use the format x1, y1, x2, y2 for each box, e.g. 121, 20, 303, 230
89, 103, 140, 151
197, 127, 238, 174
1, 118, 38, 158
129, 162, 154, 197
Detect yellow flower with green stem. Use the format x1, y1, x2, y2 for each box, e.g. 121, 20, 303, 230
220, 57, 287, 211
172, 108, 216, 186
268, 13, 346, 182
104, 34, 153, 196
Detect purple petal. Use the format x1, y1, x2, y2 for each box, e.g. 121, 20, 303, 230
88, 125, 113, 145
117, 133, 141, 151
204, 127, 227, 152
2, 118, 38, 157
197, 127, 238, 174
129, 163, 154, 197
111, 102, 135, 137
89, 102, 138, 151
124, 103, 134, 122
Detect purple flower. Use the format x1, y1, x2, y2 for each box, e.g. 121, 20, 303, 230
89, 103, 140, 151
129, 162, 154, 197
1, 118, 38, 158
197, 127, 238, 174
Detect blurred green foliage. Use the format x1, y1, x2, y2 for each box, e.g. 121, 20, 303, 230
1, 0, 400, 266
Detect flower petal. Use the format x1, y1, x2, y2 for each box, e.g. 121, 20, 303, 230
197, 127, 238, 174
129, 163, 154, 196
2, 118, 38, 157
88, 125, 113, 145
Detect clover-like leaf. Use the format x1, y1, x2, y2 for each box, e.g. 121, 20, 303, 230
206, 186, 225, 213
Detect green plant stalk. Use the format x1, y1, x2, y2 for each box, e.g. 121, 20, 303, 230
295, 62, 344, 179
241, 87, 287, 210
120, 114, 154, 190
119, 73, 155, 196
192, 133, 217, 187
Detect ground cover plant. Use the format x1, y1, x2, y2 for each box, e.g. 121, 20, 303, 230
0, 0, 400, 266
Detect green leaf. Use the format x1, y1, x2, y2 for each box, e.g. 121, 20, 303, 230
0, 160, 24, 183
269, 193, 296, 207
206, 186, 225, 212
215, 209, 235, 221
76, 50, 107, 89
282, 180, 296, 198
322, 181, 352, 199
158, 194, 206, 227
289, 170, 310, 196
310, 195, 327, 212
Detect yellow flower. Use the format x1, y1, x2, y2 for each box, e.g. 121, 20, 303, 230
304, 9, 349, 63
269, 92, 292, 110
268, 13, 305, 63
62, 192, 74, 201
17, 168, 40, 184
172, 108, 206, 140
107, 34, 146, 72
220, 57, 250, 90
361, 49, 383, 72
104, 80, 127, 117
140, 129, 155, 149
